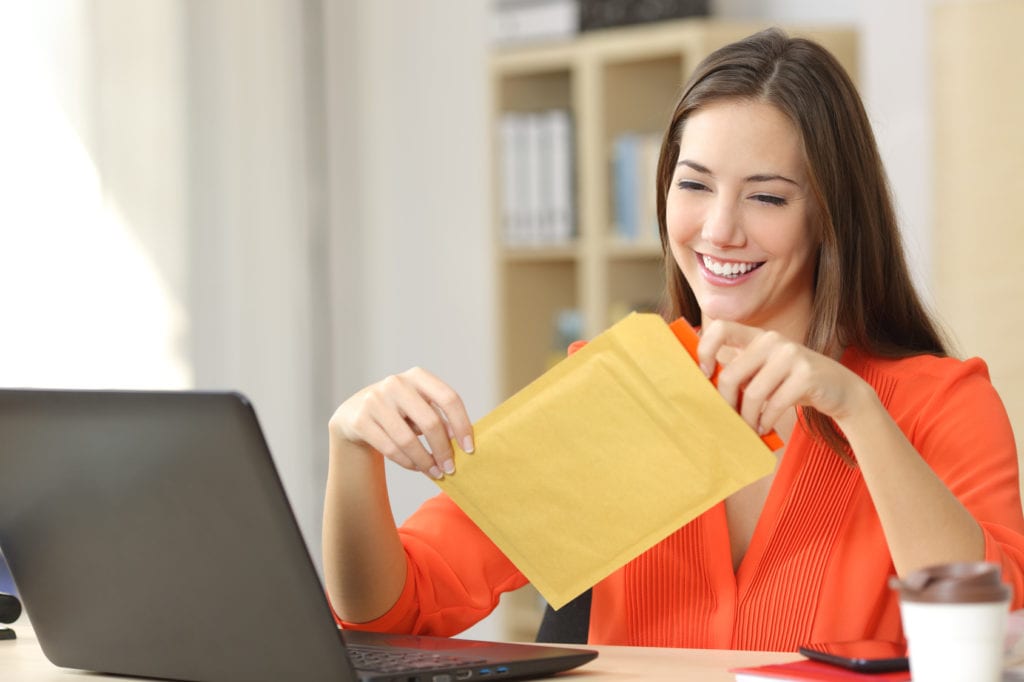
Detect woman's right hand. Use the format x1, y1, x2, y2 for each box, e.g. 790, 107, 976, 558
328, 367, 475, 480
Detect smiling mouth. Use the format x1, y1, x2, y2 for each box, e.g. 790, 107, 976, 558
700, 254, 765, 278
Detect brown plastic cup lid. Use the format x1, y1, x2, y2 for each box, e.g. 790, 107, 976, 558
889, 562, 1011, 604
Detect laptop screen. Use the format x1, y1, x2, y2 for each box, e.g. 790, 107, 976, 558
0, 389, 596, 682
0, 390, 358, 681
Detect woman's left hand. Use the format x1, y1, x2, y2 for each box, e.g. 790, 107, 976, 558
696, 320, 871, 436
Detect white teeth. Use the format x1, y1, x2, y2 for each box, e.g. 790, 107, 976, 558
702, 254, 760, 278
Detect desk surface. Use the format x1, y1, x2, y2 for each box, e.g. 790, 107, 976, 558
2, 618, 801, 681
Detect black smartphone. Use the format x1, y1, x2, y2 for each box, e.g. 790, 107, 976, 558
798, 639, 909, 673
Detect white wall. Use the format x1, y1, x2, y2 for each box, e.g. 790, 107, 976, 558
185, 0, 328, 574
332, 1, 496, 527
0, 1, 192, 389
185, 0, 498, 593
323, 0, 498, 638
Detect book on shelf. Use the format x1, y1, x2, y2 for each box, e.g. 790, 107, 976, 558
610, 131, 661, 244
499, 110, 575, 247
492, 0, 580, 46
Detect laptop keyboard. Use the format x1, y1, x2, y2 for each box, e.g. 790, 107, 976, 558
348, 645, 488, 673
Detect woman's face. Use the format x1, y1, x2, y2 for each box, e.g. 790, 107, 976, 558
665, 99, 820, 340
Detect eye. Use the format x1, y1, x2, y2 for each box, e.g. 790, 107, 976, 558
676, 179, 709, 193
752, 194, 787, 207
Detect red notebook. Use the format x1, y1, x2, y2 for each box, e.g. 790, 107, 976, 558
568, 316, 784, 451
731, 659, 911, 681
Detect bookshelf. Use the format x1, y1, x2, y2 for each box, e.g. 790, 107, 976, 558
490, 18, 857, 642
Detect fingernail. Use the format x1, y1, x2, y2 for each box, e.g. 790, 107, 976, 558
757, 424, 766, 435
700, 361, 713, 378
429, 466, 443, 480
462, 436, 475, 454
442, 459, 455, 475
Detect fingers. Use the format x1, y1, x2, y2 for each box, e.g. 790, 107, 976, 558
731, 341, 803, 434
374, 379, 453, 478
696, 320, 761, 379
697, 321, 768, 411
756, 372, 809, 434
354, 417, 420, 472
332, 367, 474, 480
405, 367, 475, 455
698, 321, 807, 435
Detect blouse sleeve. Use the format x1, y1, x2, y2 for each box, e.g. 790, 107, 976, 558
906, 357, 1024, 604
334, 493, 529, 636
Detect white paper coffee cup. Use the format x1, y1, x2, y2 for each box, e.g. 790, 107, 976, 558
900, 599, 1009, 681
891, 562, 1011, 682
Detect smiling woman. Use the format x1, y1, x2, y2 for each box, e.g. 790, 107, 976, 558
666, 100, 819, 343
322, 27, 1024, 652
654, 29, 947, 454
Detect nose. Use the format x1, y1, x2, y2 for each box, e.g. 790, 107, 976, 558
701, 196, 745, 247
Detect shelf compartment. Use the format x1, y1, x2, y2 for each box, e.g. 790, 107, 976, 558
602, 53, 684, 139
498, 69, 572, 113
502, 244, 580, 262
606, 257, 667, 325
500, 259, 579, 397
606, 239, 663, 260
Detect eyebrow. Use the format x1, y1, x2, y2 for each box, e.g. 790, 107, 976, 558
677, 159, 800, 187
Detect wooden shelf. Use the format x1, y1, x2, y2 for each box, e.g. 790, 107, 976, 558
502, 244, 580, 263
606, 240, 663, 260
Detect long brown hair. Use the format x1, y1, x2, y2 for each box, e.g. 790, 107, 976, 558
655, 28, 949, 456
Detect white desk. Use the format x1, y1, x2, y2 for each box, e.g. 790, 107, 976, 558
1, 616, 801, 681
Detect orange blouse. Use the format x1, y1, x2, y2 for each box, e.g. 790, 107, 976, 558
335, 348, 1024, 650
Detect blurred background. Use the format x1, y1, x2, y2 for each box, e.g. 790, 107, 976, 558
0, 0, 1020, 641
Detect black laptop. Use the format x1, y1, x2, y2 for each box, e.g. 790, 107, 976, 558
0, 389, 597, 682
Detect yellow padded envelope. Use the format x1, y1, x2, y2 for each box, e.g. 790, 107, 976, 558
436, 312, 777, 609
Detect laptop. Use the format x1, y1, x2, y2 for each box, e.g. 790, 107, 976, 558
0, 389, 597, 682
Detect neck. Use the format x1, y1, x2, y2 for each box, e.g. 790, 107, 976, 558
704, 304, 813, 346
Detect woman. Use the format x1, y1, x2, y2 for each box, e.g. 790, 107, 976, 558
323, 28, 1024, 650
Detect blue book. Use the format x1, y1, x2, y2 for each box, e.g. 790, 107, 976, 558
612, 133, 640, 240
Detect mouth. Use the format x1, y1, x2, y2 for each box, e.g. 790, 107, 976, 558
699, 253, 766, 279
